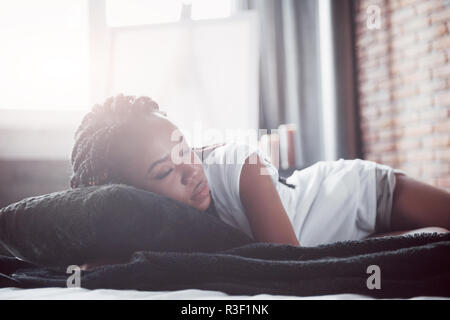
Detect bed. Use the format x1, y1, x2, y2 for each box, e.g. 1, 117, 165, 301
0, 287, 448, 300
1, 184, 449, 300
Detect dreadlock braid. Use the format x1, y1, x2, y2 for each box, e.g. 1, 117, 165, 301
70, 93, 164, 189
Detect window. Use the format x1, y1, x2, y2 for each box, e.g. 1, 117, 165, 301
0, 0, 89, 110
103, 0, 258, 147
106, 0, 235, 27
0, 0, 258, 159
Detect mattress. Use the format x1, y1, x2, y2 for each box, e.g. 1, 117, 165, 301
0, 287, 447, 300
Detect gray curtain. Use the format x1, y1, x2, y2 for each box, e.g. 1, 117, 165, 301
333, 0, 362, 160
238, 0, 360, 168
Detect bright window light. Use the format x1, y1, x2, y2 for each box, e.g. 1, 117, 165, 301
108, 12, 259, 147
106, 0, 182, 26
0, 0, 89, 110
191, 0, 232, 20
318, 0, 338, 161
105, 0, 233, 27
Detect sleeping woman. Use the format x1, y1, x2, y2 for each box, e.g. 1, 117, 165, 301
70, 94, 449, 268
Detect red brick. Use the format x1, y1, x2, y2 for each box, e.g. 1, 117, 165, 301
376, 30, 389, 43
430, 9, 450, 24
370, 141, 397, 153
389, 0, 403, 10
355, 3, 450, 186
402, 96, 433, 109
375, 118, 396, 128
391, 6, 416, 25
400, 0, 420, 7
363, 131, 380, 144
359, 81, 378, 95
380, 152, 399, 166
432, 35, 450, 50
423, 177, 441, 187
422, 136, 450, 148
391, 32, 417, 50
436, 177, 450, 189
402, 16, 429, 31
418, 52, 447, 70
360, 105, 379, 118
445, 48, 450, 62
402, 124, 433, 137
422, 163, 450, 177
402, 70, 431, 85
433, 122, 450, 134
399, 163, 423, 177
432, 64, 450, 79
392, 60, 418, 76
358, 65, 389, 81
418, 80, 446, 95
403, 42, 430, 58
417, 24, 448, 42
419, 108, 449, 122
434, 91, 450, 106
391, 22, 405, 37
406, 149, 434, 162
364, 153, 382, 163
396, 138, 422, 150
435, 149, 450, 162
395, 152, 409, 163
376, 78, 393, 90
356, 32, 376, 47
392, 85, 419, 100
366, 90, 391, 104
364, 44, 390, 59
415, 1, 445, 15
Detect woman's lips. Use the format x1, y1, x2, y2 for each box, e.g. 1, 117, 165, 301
191, 180, 209, 201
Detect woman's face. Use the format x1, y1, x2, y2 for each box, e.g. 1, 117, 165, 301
122, 113, 211, 212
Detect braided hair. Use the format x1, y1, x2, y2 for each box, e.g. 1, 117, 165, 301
70, 94, 166, 189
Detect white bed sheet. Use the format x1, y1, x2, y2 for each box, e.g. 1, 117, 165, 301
0, 287, 447, 300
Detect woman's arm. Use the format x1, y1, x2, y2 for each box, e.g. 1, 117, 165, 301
239, 152, 300, 246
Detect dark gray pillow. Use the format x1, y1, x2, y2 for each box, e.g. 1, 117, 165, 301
0, 184, 253, 267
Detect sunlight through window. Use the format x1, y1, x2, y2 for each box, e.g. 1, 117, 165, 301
106, 0, 234, 27
0, 0, 89, 110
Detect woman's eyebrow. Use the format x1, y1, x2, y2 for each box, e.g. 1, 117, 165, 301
147, 136, 184, 175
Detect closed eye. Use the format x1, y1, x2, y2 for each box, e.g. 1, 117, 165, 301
157, 168, 173, 180
156, 146, 191, 180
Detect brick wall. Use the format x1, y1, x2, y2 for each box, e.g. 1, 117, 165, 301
354, 0, 450, 190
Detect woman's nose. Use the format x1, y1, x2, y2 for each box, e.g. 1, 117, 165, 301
179, 163, 200, 186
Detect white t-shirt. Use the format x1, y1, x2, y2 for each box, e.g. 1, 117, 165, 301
201, 142, 379, 246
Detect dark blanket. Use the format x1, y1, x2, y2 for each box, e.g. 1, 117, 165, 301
1, 232, 450, 298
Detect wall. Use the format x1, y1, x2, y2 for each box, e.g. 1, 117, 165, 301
354, 0, 450, 190
0, 109, 84, 207
0, 160, 72, 208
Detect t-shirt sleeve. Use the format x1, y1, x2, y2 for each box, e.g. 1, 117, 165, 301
205, 142, 279, 211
